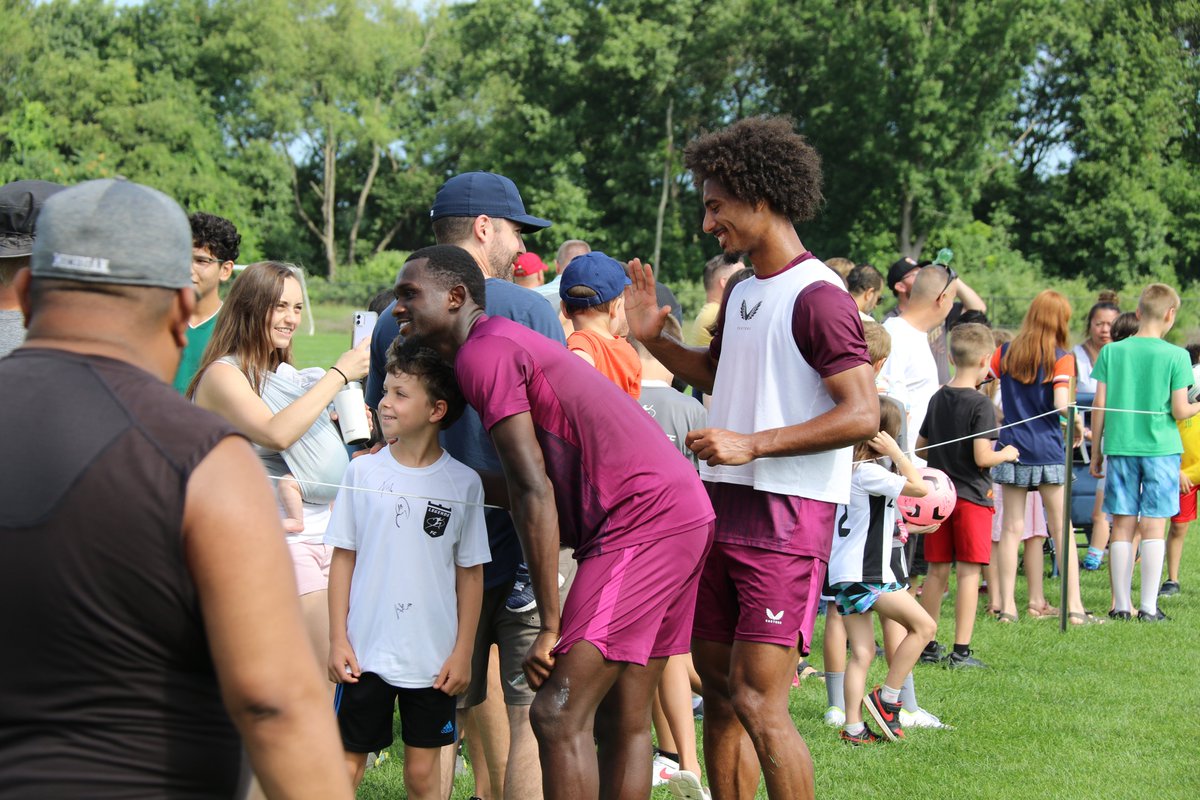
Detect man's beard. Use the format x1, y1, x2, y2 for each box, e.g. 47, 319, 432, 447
488, 245, 516, 282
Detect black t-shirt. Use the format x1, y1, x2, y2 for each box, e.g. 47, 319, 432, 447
0, 349, 243, 798
919, 385, 999, 506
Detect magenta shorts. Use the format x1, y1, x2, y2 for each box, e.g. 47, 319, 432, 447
290, 541, 333, 596
553, 524, 713, 665
692, 541, 826, 652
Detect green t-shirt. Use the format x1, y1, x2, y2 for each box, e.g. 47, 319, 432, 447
172, 312, 219, 394
1091, 336, 1191, 456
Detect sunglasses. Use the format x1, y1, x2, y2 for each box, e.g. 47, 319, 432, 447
929, 264, 958, 299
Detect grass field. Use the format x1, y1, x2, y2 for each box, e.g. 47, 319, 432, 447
352, 545, 1200, 799
291, 303, 1198, 799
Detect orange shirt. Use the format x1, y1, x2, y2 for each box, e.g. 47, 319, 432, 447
567, 329, 642, 399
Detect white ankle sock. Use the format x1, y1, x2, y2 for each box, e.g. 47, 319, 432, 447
1110, 541, 1134, 612
1139, 539, 1166, 615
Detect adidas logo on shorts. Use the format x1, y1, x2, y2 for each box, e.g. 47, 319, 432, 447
440, 720, 454, 735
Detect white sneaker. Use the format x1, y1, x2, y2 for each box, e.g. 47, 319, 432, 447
899, 706, 955, 730
668, 769, 712, 799
822, 705, 845, 727
652, 754, 679, 787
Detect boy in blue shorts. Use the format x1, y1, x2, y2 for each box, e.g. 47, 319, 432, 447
1090, 284, 1200, 622
325, 339, 490, 796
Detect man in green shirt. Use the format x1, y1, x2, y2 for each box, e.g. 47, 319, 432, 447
174, 212, 238, 393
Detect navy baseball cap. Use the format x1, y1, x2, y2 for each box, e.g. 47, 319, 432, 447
429, 171, 552, 231
559, 251, 631, 308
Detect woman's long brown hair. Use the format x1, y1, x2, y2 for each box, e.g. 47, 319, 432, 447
186, 261, 300, 398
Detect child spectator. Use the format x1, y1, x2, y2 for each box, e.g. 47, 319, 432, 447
1074, 293, 1121, 570
915, 323, 1019, 667
828, 400, 936, 744
559, 251, 641, 399
1090, 284, 1200, 621
991, 291, 1097, 624
632, 312, 710, 796
1110, 311, 1139, 342
635, 314, 708, 466
984, 329, 1052, 616
1162, 343, 1200, 598
823, 323, 949, 730
326, 339, 490, 793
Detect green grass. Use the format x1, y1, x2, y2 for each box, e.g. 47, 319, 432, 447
291, 304, 362, 371
356, 541, 1200, 799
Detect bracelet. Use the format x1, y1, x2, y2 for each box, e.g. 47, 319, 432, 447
330, 366, 349, 385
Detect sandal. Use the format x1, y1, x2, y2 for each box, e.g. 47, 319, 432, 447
1068, 611, 1105, 626
1027, 604, 1060, 618
994, 612, 1018, 623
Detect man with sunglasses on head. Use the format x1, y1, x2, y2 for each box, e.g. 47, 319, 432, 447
880, 263, 959, 448
884, 255, 987, 384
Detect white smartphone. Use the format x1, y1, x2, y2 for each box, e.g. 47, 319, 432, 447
352, 310, 378, 348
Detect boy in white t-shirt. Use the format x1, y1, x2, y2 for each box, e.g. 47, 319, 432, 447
326, 339, 490, 796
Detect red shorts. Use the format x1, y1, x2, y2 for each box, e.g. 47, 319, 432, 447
923, 498, 994, 565
1173, 487, 1198, 524
692, 542, 826, 652
554, 524, 713, 665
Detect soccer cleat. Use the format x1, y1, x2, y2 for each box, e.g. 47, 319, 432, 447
1137, 608, 1169, 622
652, 753, 679, 786
823, 705, 846, 727
946, 649, 988, 669
864, 687, 904, 741
840, 724, 882, 745
918, 641, 946, 664
900, 707, 955, 730
1159, 580, 1181, 597
1108, 609, 1132, 621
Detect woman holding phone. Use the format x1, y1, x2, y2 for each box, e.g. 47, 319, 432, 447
189, 261, 370, 654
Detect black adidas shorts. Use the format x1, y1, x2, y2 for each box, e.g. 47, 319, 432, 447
334, 672, 457, 752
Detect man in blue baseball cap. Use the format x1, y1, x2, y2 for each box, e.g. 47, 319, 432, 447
367, 170, 567, 800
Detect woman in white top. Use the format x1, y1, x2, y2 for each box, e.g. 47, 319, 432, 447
1073, 296, 1120, 570
188, 261, 370, 659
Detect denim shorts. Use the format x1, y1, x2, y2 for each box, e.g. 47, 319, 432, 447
1103, 454, 1181, 519
992, 461, 1065, 488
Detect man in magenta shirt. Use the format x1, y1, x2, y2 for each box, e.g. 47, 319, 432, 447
391, 243, 714, 800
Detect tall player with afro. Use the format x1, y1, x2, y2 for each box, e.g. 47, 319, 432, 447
625, 117, 878, 798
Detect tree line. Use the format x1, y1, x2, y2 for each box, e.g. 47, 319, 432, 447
3, 0, 1198, 310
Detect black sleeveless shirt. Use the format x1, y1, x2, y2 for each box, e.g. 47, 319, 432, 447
0, 348, 245, 798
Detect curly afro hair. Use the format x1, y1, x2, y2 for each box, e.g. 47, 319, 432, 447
683, 116, 824, 224
189, 212, 241, 263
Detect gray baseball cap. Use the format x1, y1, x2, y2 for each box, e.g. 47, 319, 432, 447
31, 178, 192, 290
0, 180, 65, 258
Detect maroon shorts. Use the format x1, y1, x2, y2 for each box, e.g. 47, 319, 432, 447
692, 541, 827, 652
553, 523, 713, 665
923, 498, 994, 564
1173, 487, 1198, 524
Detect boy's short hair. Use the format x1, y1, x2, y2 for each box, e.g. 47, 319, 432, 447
703, 251, 744, 291
188, 212, 240, 263
824, 257, 854, 285
1138, 283, 1180, 322
1111, 311, 1140, 342
1186, 343, 1200, 366
384, 338, 466, 429
862, 321, 891, 365
847, 263, 882, 295
631, 314, 683, 360
949, 322, 995, 367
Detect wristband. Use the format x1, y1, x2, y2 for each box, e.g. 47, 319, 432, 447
330, 366, 349, 385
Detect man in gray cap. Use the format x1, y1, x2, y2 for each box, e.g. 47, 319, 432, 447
0, 179, 63, 358
0, 178, 352, 799
365, 171, 568, 800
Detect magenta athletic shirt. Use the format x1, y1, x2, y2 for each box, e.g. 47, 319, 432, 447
456, 315, 715, 558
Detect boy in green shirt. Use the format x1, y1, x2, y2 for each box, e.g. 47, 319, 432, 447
1090, 284, 1200, 621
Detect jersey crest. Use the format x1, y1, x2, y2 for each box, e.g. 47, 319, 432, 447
423, 502, 452, 537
